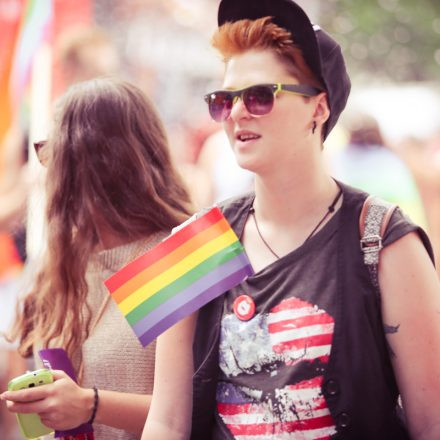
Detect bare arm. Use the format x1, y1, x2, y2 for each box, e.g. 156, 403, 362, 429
1, 370, 151, 436
92, 389, 151, 435
141, 313, 196, 440
379, 232, 440, 440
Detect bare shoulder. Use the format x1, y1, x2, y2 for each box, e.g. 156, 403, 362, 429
380, 231, 438, 305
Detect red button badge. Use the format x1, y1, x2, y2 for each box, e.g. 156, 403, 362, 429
233, 295, 255, 321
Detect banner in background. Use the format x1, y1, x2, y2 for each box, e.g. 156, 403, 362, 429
0, 0, 25, 148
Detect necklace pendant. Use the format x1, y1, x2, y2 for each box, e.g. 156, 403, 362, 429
233, 295, 256, 321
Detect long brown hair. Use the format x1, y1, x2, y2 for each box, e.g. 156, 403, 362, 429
10, 78, 193, 359
212, 16, 323, 90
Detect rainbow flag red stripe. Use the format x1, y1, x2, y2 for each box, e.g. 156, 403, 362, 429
105, 208, 253, 347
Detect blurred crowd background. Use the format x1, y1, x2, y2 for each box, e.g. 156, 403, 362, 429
0, 0, 439, 437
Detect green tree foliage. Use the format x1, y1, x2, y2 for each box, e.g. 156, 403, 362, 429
319, 0, 440, 81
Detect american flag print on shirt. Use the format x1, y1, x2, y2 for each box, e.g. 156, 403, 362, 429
217, 296, 337, 439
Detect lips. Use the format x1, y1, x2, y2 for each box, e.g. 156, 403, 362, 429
235, 130, 261, 142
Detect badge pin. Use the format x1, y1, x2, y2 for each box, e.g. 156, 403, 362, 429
233, 295, 255, 321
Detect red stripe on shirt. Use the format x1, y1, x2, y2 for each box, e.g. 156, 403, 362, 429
226, 414, 336, 436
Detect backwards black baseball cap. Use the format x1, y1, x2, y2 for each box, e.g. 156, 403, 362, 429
218, 0, 351, 139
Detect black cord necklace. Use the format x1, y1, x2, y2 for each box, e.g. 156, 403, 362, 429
249, 187, 343, 259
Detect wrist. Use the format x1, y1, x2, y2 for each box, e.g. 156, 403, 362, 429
87, 386, 99, 425
82, 387, 97, 425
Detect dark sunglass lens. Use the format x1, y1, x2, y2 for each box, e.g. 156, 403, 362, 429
33, 141, 46, 153
243, 85, 274, 116
33, 141, 48, 166
207, 92, 233, 122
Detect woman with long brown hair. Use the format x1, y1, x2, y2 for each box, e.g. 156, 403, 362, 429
2, 77, 194, 439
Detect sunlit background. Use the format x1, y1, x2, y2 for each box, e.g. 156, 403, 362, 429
0, 1, 439, 436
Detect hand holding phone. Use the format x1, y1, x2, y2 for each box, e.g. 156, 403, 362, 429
39, 348, 94, 438
7, 368, 54, 439
3, 367, 96, 435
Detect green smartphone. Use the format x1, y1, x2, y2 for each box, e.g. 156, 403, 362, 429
8, 368, 54, 439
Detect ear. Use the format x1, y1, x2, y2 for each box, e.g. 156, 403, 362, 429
312, 92, 330, 127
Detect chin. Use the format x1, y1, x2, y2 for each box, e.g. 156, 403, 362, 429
232, 143, 266, 174
234, 155, 261, 173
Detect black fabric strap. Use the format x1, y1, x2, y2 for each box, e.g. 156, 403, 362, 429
87, 386, 99, 425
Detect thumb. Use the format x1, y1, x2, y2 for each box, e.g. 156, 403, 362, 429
50, 370, 71, 381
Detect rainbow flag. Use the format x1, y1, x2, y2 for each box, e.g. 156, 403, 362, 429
9, 0, 52, 107
105, 208, 253, 347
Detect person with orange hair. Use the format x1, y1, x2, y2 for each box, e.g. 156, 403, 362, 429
189, 1, 440, 439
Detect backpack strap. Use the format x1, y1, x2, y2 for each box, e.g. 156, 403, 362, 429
359, 196, 397, 294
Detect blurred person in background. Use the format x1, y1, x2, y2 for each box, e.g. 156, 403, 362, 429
171, 123, 217, 211
398, 130, 440, 276
0, 126, 30, 440
327, 111, 427, 228
0, 117, 34, 440
2, 77, 194, 440
171, 123, 254, 210
0, 126, 29, 238
56, 26, 120, 89
196, 129, 254, 206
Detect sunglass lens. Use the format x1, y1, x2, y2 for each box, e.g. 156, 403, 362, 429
243, 85, 274, 116
207, 92, 233, 122
33, 141, 48, 166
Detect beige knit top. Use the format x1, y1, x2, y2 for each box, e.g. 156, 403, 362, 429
35, 232, 167, 440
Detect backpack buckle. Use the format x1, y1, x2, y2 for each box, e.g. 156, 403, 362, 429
360, 235, 383, 253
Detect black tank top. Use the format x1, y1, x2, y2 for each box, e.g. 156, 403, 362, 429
212, 190, 426, 440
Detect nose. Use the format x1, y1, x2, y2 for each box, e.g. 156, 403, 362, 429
229, 95, 251, 121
